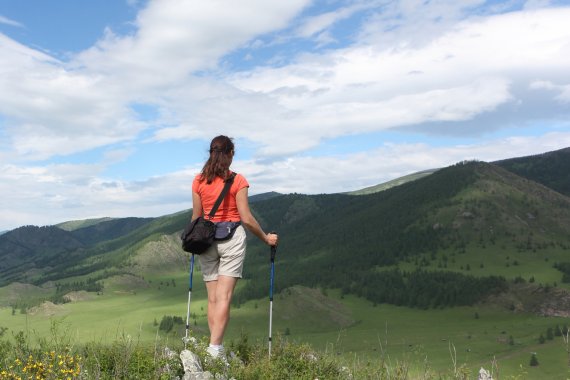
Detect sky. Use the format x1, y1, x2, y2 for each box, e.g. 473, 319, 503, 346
1, 0, 570, 231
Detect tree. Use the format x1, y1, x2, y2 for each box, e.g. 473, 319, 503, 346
539, 334, 545, 344
529, 353, 539, 367
547, 327, 554, 340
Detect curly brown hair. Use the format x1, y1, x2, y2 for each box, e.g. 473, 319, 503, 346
200, 135, 235, 183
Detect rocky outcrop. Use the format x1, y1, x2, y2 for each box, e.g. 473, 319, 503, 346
485, 283, 570, 317
180, 350, 213, 380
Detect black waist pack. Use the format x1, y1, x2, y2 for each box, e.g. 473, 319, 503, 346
181, 217, 216, 254
181, 174, 236, 254
215, 221, 241, 241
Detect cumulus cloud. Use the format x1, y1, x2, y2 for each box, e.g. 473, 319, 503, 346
530, 80, 570, 103
1, 0, 570, 230
75, 0, 311, 85
219, 7, 570, 153
0, 0, 311, 160
3, 130, 569, 230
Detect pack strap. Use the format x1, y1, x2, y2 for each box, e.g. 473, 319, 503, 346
207, 173, 236, 219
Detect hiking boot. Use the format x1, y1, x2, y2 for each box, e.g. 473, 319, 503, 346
206, 345, 229, 366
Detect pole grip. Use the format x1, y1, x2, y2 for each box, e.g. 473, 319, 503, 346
269, 231, 277, 261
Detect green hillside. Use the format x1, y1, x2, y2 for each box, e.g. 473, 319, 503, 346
495, 146, 570, 196
57, 217, 115, 231
2, 154, 570, 305
236, 160, 570, 307
347, 168, 438, 195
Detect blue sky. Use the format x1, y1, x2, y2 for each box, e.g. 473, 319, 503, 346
1, 0, 570, 231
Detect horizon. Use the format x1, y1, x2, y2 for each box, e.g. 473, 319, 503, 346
1, 0, 570, 231
1, 146, 566, 233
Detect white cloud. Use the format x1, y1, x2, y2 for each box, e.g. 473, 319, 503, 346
4, 130, 569, 231
219, 7, 570, 153
295, 1, 376, 40
239, 131, 570, 195
530, 80, 570, 103
0, 15, 23, 28
76, 0, 311, 86
1, 1, 570, 230
0, 0, 311, 160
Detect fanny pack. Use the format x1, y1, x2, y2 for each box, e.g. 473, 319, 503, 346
215, 221, 241, 241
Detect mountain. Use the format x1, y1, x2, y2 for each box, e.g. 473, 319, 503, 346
347, 168, 438, 195
494, 147, 570, 197
1, 149, 569, 310
234, 160, 570, 307
249, 191, 283, 202
66, 217, 154, 246
0, 217, 156, 286
0, 226, 85, 285
57, 217, 115, 231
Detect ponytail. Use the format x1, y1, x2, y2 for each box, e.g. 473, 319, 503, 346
200, 135, 235, 183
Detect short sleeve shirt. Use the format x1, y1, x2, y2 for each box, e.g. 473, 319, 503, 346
192, 173, 249, 223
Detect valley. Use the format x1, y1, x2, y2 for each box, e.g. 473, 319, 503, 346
1, 147, 570, 378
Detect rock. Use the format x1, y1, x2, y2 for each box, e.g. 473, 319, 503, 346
183, 372, 213, 380
180, 350, 204, 374
164, 347, 178, 360
478, 367, 493, 380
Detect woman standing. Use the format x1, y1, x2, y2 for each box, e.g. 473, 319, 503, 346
191, 135, 278, 359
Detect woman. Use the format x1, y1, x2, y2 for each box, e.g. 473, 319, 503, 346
191, 135, 278, 359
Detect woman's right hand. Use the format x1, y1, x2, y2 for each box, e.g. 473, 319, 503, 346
265, 233, 278, 247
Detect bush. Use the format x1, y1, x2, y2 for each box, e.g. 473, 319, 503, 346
158, 315, 184, 333
530, 353, 539, 367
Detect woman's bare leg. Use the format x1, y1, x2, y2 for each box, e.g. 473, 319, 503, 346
205, 275, 238, 345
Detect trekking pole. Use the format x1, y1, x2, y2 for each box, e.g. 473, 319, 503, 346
268, 242, 277, 358
183, 253, 195, 349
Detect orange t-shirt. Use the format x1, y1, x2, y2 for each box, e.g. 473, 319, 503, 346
192, 173, 249, 223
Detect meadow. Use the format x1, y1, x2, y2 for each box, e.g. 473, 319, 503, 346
2, 257, 570, 379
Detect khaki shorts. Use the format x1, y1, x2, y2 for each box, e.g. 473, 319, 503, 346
199, 225, 247, 281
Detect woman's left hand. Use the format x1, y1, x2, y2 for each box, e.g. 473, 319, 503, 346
266, 233, 278, 247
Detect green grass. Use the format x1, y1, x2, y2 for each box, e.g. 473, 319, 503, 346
347, 169, 438, 195
2, 241, 570, 379
2, 269, 570, 379
401, 244, 569, 287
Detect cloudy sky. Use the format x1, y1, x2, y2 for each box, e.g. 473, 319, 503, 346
1, 0, 569, 231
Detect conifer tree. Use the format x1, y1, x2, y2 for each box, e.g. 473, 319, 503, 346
530, 353, 539, 367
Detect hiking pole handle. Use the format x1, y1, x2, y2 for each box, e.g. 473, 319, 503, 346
269, 231, 277, 261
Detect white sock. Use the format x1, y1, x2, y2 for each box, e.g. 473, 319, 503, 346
208, 344, 224, 357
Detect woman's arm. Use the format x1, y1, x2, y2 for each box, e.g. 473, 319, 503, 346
236, 187, 278, 246
191, 191, 203, 221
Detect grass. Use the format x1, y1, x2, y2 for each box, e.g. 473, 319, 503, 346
2, 319, 569, 379
400, 245, 569, 288
2, 245, 570, 379
2, 281, 570, 378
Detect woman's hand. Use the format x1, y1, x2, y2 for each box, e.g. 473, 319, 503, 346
265, 233, 278, 247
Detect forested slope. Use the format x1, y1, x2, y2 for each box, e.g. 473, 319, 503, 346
235, 161, 570, 307
2, 150, 570, 310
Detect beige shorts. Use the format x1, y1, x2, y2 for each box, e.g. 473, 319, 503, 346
198, 225, 247, 281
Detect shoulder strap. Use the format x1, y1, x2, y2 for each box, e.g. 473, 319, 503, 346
207, 173, 236, 219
